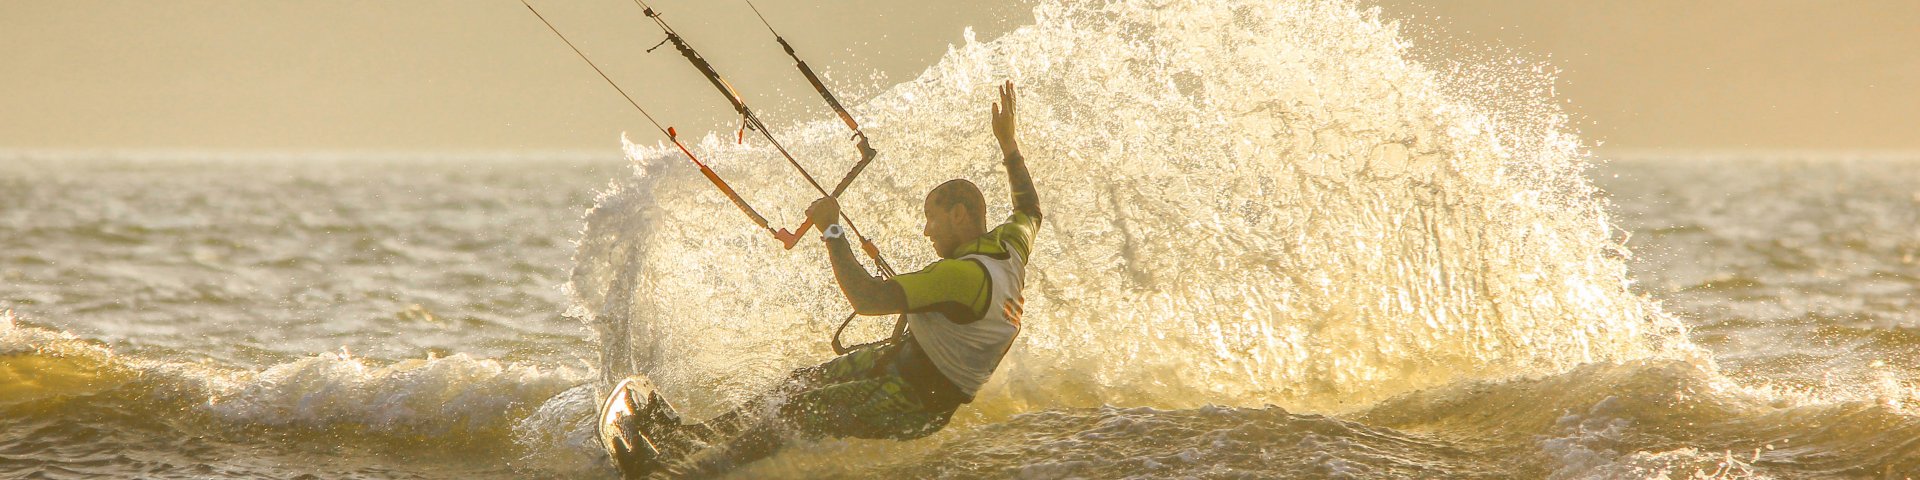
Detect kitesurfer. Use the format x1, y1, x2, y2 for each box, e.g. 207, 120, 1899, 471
661, 80, 1041, 477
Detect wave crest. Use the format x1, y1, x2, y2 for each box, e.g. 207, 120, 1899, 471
1, 311, 587, 452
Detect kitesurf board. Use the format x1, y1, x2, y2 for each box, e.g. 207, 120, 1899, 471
599, 376, 669, 478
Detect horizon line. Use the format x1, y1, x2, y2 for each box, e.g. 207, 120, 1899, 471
4, 146, 1918, 162
0, 147, 626, 163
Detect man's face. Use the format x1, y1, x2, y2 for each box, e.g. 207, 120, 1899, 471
922, 195, 965, 258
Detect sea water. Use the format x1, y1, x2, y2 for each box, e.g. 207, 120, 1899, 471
7, 0, 1920, 478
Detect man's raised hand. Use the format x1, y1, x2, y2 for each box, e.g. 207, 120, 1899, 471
992, 80, 1020, 157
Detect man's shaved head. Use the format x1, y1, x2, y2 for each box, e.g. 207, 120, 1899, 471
928, 179, 986, 225
922, 178, 988, 258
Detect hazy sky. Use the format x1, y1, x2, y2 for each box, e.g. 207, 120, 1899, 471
3, 1, 1916, 152
1379, 0, 1920, 152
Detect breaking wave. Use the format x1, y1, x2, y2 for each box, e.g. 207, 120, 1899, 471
0, 311, 587, 478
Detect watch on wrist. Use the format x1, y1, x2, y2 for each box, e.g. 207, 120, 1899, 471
821, 224, 845, 241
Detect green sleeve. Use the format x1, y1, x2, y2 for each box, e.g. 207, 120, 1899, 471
988, 210, 1041, 260
892, 259, 990, 321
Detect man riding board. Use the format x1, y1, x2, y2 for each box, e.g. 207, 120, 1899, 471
658, 80, 1041, 477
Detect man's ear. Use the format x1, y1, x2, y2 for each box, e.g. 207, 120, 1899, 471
940, 202, 967, 224
951, 203, 974, 227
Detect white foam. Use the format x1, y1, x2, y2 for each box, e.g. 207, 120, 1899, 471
199, 350, 586, 436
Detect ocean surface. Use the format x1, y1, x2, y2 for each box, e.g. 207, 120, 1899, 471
7, 0, 1920, 478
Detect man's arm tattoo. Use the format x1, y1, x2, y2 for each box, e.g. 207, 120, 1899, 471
827, 237, 907, 314
1005, 151, 1042, 220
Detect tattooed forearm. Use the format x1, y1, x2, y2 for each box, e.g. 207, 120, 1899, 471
826, 237, 906, 314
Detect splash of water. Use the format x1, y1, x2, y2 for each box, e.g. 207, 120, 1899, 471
567, 0, 1687, 417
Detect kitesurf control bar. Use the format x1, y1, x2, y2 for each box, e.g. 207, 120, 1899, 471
740, 0, 883, 257
526, 0, 906, 352
625, 0, 902, 353
632, 0, 895, 277
737, 0, 906, 353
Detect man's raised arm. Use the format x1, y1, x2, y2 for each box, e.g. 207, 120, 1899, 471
993, 81, 1042, 220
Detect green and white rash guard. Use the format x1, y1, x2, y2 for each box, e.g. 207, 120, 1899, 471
892, 210, 1038, 397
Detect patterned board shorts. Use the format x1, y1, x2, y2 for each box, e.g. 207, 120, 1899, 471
774, 342, 956, 441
